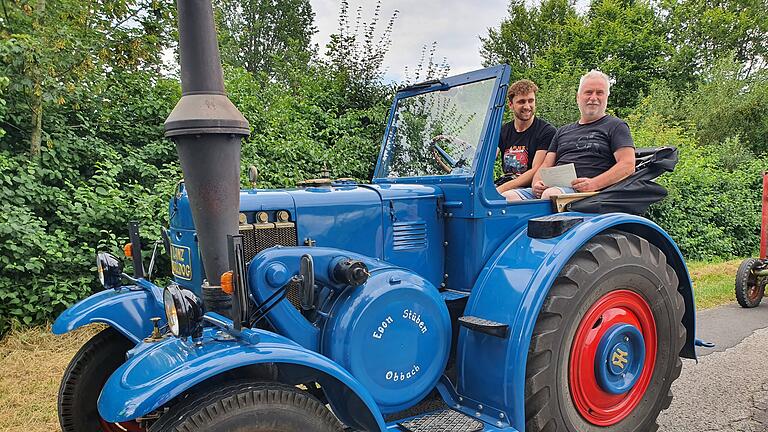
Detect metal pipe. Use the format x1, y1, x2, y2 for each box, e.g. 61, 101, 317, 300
165, 0, 249, 317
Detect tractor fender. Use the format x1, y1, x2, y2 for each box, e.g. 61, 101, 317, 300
97, 326, 387, 432
457, 212, 696, 432
52, 282, 165, 344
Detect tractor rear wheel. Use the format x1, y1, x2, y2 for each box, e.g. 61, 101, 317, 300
148, 381, 343, 432
735, 258, 765, 308
525, 232, 685, 432
58, 326, 145, 432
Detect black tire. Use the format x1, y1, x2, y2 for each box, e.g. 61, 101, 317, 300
525, 232, 685, 432
148, 381, 343, 432
735, 258, 765, 308
58, 326, 140, 432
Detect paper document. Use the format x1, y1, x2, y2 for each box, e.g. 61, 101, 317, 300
540, 163, 577, 188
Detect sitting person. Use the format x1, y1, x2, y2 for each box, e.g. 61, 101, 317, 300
495, 79, 556, 201
528, 70, 635, 199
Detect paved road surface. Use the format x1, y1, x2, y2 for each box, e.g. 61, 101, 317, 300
658, 303, 768, 431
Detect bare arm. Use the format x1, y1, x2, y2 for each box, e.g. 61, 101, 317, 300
497, 149, 548, 192
571, 147, 636, 192
532, 152, 557, 197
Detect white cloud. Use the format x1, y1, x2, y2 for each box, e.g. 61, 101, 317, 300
310, 0, 509, 83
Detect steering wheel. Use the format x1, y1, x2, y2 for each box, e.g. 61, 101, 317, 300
430, 135, 472, 174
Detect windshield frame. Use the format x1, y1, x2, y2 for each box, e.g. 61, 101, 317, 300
372, 66, 508, 184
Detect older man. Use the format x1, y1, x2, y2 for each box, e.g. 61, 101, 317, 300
530, 70, 635, 199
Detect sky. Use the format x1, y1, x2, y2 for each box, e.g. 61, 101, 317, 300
309, 0, 510, 83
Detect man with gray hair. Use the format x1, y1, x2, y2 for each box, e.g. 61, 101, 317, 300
529, 70, 636, 199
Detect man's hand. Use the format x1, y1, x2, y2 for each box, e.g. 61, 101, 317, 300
571, 177, 599, 192
532, 180, 547, 198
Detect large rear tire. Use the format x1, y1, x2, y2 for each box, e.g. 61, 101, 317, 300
735, 258, 765, 308
525, 232, 685, 432
148, 381, 343, 432
58, 327, 144, 432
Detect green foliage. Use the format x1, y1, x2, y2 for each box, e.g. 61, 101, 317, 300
631, 115, 765, 260
216, 0, 315, 79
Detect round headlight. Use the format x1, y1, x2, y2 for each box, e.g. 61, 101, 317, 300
96, 252, 123, 289
163, 284, 203, 338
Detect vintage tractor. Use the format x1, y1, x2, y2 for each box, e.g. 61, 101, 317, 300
735, 172, 768, 308
52, 1, 697, 431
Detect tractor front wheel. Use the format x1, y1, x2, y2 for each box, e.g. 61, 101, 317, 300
735, 258, 765, 308
148, 381, 343, 432
525, 232, 685, 432
58, 326, 145, 432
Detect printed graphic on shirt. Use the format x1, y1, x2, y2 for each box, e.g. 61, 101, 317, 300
503, 145, 528, 175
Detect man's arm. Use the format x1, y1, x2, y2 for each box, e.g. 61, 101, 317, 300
497, 149, 547, 192
571, 147, 635, 192
532, 151, 557, 197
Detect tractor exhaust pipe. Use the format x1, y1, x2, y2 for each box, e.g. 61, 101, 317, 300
165, 0, 249, 316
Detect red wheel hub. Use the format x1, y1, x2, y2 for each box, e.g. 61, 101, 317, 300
569, 289, 657, 426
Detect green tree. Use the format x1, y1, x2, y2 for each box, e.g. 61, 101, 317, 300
0, 0, 174, 156
662, 0, 768, 87
216, 0, 315, 79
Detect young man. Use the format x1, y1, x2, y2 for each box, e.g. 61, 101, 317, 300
530, 70, 636, 199
496, 79, 556, 201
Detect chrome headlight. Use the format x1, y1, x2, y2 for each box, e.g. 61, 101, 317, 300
96, 252, 123, 289
163, 284, 203, 338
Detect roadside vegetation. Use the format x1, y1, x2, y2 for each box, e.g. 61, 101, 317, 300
1, 0, 767, 337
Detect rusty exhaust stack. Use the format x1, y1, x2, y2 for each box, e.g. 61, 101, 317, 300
165, 0, 249, 316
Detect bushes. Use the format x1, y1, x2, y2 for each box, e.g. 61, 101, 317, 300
631, 115, 765, 260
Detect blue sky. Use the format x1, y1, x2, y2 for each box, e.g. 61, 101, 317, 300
309, 0, 510, 83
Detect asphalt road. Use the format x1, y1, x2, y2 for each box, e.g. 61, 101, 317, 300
658, 303, 768, 431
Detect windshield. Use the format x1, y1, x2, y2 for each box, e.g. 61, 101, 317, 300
377, 78, 497, 179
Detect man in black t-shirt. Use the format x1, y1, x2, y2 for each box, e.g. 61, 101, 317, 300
530, 70, 636, 199
496, 79, 556, 201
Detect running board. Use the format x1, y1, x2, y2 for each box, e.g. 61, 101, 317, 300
398, 409, 484, 432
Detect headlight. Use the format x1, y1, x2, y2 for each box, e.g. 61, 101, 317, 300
163, 284, 203, 338
96, 252, 123, 289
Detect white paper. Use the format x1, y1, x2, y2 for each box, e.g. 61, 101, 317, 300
540, 163, 577, 188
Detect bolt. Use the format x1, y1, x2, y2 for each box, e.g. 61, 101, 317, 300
444, 241, 448, 246
499, 413, 505, 419
487, 211, 492, 216
624, 336, 630, 342
440, 283, 446, 288
458, 397, 463, 402
475, 412, 481, 417
444, 274, 449, 279
497, 421, 503, 427
478, 404, 483, 410
501, 209, 506, 214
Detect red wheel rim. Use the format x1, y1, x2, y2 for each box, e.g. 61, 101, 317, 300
98, 418, 145, 432
569, 289, 657, 426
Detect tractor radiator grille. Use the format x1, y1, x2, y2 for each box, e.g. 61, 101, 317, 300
239, 222, 300, 309
239, 223, 298, 262
393, 221, 427, 251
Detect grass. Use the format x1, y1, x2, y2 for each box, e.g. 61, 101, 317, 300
0, 259, 747, 431
688, 259, 743, 309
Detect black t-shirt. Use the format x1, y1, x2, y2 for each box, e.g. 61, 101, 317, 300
548, 115, 634, 179
498, 117, 556, 175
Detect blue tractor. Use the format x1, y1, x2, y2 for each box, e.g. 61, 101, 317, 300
52, 1, 697, 431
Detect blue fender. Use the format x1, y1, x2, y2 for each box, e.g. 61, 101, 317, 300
52, 280, 165, 344
97, 326, 388, 432
456, 212, 696, 432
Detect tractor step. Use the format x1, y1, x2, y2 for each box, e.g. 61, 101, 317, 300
458, 316, 509, 338
397, 408, 484, 432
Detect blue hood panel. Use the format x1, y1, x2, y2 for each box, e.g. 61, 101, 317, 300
287, 185, 384, 258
